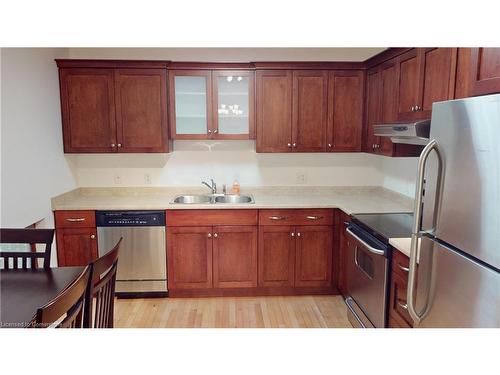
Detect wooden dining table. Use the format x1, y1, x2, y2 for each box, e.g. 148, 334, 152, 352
0, 266, 83, 328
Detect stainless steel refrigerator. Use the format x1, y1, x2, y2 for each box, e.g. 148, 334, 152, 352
407, 93, 500, 328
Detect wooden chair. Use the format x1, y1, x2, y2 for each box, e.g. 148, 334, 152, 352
33, 265, 91, 328
0, 228, 54, 269
85, 238, 122, 328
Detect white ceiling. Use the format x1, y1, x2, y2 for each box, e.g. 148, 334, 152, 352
67, 48, 386, 62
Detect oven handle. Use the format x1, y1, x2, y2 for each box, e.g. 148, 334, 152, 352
346, 227, 385, 256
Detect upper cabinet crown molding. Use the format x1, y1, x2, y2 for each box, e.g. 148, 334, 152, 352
168, 62, 254, 70
253, 61, 365, 70
55, 59, 170, 69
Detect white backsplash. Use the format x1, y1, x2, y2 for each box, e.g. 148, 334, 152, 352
68, 140, 418, 198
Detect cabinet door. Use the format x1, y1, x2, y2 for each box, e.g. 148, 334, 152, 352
420, 48, 456, 118
470, 48, 500, 96
327, 70, 364, 152
258, 226, 295, 287
378, 61, 398, 156
56, 228, 98, 267
295, 226, 333, 287
212, 70, 255, 139
115, 69, 168, 152
364, 67, 381, 153
256, 70, 293, 152
292, 70, 328, 152
169, 70, 212, 139
389, 272, 413, 328
167, 227, 213, 289
396, 49, 421, 121
59, 68, 116, 153
213, 226, 257, 288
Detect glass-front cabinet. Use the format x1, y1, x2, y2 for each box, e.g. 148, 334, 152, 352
169, 69, 254, 139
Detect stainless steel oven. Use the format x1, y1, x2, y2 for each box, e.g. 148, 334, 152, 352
344, 222, 390, 328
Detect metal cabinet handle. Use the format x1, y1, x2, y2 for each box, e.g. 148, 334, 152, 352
117, 143, 122, 148
297, 232, 301, 237
66, 218, 86, 222
411, 106, 415, 112
397, 263, 410, 273
90, 234, 95, 239
208, 129, 212, 134
111, 143, 116, 147
346, 227, 385, 256
328, 143, 332, 148
214, 129, 218, 134
291, 232, 295, 237
398, 301, 409, 311
207, 233, 212, 238
292, 143, 297, 148
213, 233, 218, 238
269, 216, 286, 220
306, 215, 323, 220
287, 143, 292, 148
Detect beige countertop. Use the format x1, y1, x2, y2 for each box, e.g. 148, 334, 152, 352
389, 237, 412, 257
52, 186, 413, 215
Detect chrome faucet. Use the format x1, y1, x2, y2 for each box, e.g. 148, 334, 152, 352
202, 179, 217, 195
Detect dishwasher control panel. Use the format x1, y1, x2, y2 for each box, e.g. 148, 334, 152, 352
96, 211, 165, 227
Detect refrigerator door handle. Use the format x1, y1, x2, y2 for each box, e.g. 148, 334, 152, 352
408, 139, 443, 325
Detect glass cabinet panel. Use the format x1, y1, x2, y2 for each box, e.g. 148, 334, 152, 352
174, 75, 209, 135
216, 74, 250, 135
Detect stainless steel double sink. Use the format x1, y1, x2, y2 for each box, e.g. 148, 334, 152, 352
170, 194, 254, 205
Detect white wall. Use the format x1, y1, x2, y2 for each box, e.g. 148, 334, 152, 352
0, 48, 76, 232
68, 48, 385, 62
70, 140, 418, 197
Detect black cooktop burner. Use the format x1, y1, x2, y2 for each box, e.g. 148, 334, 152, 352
351, 212, 414, 243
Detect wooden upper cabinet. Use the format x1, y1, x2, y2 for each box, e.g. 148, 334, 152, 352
212, 70, 255, 139
256, 70, 293, 152
169, 70, 213, 139
364, 67, 381, 153
212, 226, 258, 288
59, 68, 117, 153
378, 61, 398, 156
294, 225, 333, 287
115, 69, 168, 152
396, 49, 421, 121
292, 70, 328, 152
327, 70, 364, 152
470, 48, 500, 96
396, 48, 457, 121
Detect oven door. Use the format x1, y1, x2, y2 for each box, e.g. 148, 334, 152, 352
345, 225, 390, 328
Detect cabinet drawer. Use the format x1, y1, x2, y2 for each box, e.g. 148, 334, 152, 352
392, 249, 410, 279
54, 210, 96, 228
166, 209, 258, 227
259, 209, 333, 226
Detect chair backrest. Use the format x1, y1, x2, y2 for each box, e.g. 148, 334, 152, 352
34, 265, 91, 328
0, 228, 54, 269
85, 238, 122, 328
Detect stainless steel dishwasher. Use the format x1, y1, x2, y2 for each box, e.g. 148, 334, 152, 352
96, 211, 167, 298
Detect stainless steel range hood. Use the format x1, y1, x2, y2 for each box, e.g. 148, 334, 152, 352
374, 120, 430, 145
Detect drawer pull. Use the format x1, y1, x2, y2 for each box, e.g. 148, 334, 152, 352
306, 215, 323, 220
66, 218, 86, 222
398, 301, 409, 311
397, 263, 410, 273
269, 216, 286, 220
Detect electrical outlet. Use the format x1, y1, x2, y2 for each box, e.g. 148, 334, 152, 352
296, 170, 307, 185
114, 174, 122, 185
144, 173, 152, 185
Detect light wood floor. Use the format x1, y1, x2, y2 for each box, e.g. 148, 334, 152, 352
114, 295, 351, 328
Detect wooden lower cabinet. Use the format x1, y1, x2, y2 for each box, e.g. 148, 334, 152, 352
213, 226, 258, 288
388, 250, 414, 328
295, 226, 332, 287
167, 227, 213, 290
258, 226, 295, 287
56, 227, 98, 267
336, 211, 351, 296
